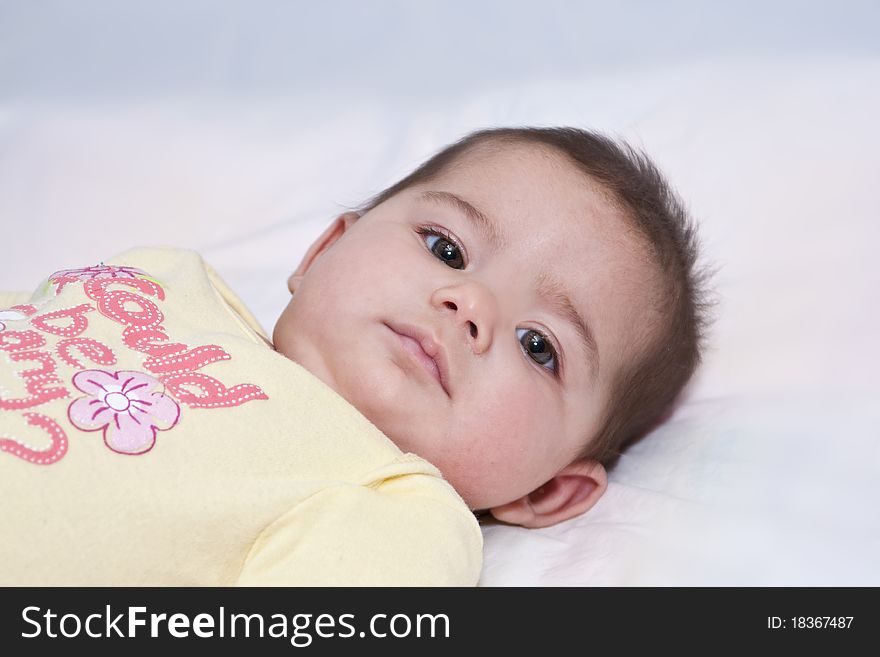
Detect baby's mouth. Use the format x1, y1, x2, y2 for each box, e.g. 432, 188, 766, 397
399, 333, 442, 383
384, 322, 450, 397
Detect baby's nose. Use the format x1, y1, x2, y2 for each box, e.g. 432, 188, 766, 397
432, 281, 497, 353
444, 301, 479, 340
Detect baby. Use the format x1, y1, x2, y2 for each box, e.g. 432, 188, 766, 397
0, 126, 710, 585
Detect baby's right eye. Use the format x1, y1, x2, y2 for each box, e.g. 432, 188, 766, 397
416, 226, 466, 270
517, 327, 560, 376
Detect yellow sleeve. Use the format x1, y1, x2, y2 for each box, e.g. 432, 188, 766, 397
0, 291, 30, 308
235, 475, 483, 587
202, 259, 272, 345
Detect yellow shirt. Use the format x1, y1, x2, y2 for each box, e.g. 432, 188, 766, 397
0, 247, 482, 585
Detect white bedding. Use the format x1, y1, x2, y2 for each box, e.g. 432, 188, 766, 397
2, 1, 878, 585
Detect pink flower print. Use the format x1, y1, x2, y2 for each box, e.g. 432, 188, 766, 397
67, 369, 180, 455
51, 264, 148, 281
49, 264, 151, 295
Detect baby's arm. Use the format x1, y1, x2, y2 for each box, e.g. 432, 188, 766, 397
235, 475, 483, 586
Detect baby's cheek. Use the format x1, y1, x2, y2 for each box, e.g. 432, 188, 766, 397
486, 383, 567, 454
466, 388, 536, 449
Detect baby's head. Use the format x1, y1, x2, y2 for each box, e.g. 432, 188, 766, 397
273, 127, 713, 528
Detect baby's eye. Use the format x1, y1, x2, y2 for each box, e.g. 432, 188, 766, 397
416, 226, 466, 270
517, 328, 559, 376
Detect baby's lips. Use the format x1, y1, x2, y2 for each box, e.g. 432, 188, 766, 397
385, 321, 451, 396
399, 332, 443, 387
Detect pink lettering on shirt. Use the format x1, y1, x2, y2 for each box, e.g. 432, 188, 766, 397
83, 275, 165, 305
0, 349, 68, 410
161, 372, 268, 409
122, 325, 187, 357
143, 345, 231, 375
30, 303, 94, 337
9, 305, 37, 316
0, 330, 46, 352
56, 337, 117, 369
0, 412, 68, 465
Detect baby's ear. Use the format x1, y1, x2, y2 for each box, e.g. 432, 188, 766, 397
288, 211, 360, 293
489, 460, 607, 529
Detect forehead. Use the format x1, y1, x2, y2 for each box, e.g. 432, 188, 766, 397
424, 141, 651, 280
428, 141, 627, 243
444, 141, 593, 197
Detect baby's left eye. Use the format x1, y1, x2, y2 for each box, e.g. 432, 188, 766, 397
416, 226, 466, 270
517, 328, 559, 375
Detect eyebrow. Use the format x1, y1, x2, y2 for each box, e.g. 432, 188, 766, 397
420, 190, 506, 252
419, 189, 600, 376
535, 272, 600, 376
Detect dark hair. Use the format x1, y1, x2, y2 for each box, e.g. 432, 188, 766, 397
353, 126, 717, 470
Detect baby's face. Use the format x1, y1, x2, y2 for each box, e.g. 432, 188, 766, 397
273, 143, 659, 511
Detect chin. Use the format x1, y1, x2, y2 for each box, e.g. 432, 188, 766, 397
338, 362, 411, 429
